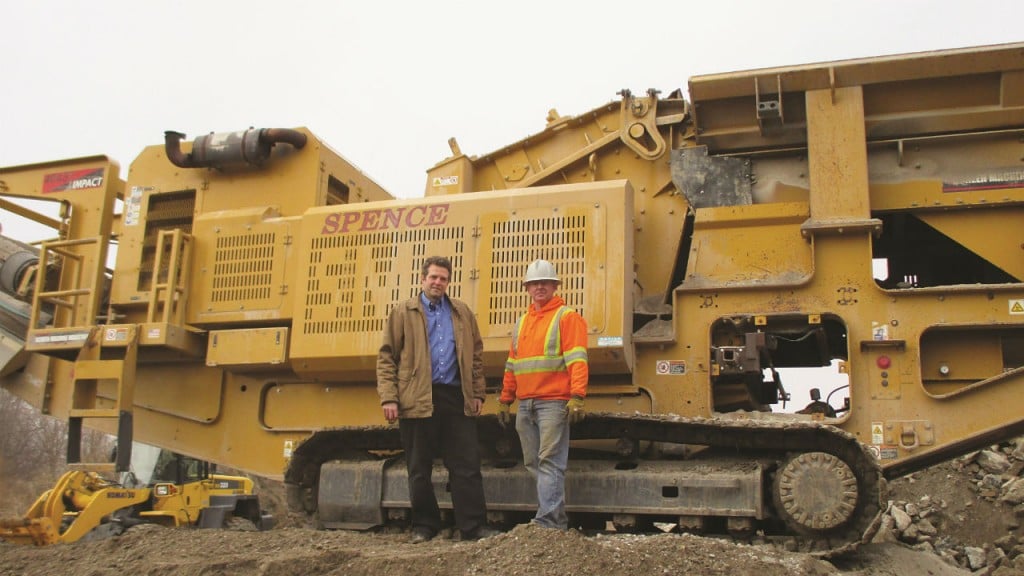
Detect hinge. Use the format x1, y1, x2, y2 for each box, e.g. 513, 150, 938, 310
754, 75, 784, 136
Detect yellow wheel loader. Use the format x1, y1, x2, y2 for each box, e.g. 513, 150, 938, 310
0, 446, 272, 545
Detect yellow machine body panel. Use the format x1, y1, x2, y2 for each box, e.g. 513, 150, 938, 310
289, 182, 633, 380
422, 42, 1024, 477
110, 127, 392, 325
2, 42, 1024, 547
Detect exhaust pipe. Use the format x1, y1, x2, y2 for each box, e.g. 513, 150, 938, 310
164, 128, 308, 169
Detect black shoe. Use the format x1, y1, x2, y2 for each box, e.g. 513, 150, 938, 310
409, 528, 436, 544
463, 525, 502, 541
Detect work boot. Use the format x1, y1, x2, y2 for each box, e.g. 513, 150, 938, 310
462, 525, 502, 541
409, 527, 436, 544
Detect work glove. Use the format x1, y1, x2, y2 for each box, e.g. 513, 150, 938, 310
567, 396, 585, 424
497, 402, 513, 427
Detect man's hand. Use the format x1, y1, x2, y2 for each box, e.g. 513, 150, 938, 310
471, 398, 483, 416
497, 402, 513, 427
567, 396, 585, 424
382, 402, 398, 423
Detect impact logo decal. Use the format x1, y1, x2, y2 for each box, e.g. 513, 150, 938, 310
43, 168, 105, 193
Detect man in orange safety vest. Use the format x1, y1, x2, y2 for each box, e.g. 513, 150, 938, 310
497, 259, 588, 530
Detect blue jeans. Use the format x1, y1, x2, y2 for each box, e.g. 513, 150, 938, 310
515, 398, 570, 529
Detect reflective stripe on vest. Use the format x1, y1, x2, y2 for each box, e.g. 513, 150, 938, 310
507, 306, 570, 375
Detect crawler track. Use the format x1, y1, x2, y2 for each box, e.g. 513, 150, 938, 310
286, 412, 883, 557
571, 413, 884, 556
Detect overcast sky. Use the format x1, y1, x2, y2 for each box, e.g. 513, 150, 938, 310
2, 0, 1021, 208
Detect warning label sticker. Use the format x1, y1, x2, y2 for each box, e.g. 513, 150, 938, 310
655, 360, 687, 375
104, 328, 129, 342
124, 186, 146, 227
871, 322, 888, 341
871, 422, 884, 445
32, 331, 89, 345
1010, 299, 1024, 315
879, 447, 899, 460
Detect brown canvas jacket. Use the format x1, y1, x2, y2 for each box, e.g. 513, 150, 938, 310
376, 294, 485, 418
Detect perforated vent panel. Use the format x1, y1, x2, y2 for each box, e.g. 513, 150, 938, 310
211, 233, 276, 304
302, 228, 466, 336
487, 215, 587, 327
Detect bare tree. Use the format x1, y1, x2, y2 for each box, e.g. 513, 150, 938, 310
0, 388, 114, 515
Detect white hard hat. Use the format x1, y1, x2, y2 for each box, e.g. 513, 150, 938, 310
523, 259, 560, 285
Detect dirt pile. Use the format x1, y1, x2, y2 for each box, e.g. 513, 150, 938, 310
4, 438, 1024, 576
0, 521, 966, 576
882, 437, 1024, 574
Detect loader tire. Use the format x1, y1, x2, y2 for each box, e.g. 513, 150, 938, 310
79, 521, 126, 542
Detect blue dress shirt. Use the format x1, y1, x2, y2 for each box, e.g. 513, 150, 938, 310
420, 292, 459, 386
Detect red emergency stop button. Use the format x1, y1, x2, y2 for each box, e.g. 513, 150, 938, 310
876, 355, 891, 369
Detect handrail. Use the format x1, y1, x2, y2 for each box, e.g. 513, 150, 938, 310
147, 229, 192, 325
28, 237, 102, 330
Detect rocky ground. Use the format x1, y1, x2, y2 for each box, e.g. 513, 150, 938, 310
879, 438, 1024, 574
2, 437, 1023, 576
0, 521, 967, 576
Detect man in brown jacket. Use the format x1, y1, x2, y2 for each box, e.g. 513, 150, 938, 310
377, 255, 497, 543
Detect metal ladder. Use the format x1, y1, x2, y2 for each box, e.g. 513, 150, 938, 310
29, 236, 138, 474
31, 228, 192, 474
67, 324, 138, 474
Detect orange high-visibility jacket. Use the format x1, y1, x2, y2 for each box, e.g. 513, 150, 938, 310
500, 296, 588, 403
